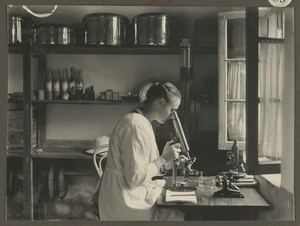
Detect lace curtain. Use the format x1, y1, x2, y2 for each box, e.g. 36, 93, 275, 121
227, 62, 246, 141
258, 42, 284, 159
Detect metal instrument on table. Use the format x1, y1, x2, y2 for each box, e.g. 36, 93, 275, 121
213, 171, 245, 198
170, 111, 197, 191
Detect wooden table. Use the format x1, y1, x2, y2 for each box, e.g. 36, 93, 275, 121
157, 176, 270, 220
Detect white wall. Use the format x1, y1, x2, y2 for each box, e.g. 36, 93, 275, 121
8, 54, 23, 93
281, 8, 294, 194
45, 54, 180, 140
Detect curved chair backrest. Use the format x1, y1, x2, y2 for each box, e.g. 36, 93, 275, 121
93, 145, 109, 179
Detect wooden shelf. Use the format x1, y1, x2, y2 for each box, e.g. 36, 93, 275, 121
8, 44, 23, 54
32, 45, 181, 55
258, 37, 284, 43
7, 149, 23, 158
8, 99, 23, 104
31, 44, 217, 56
31, 147, 96, 159
32, 100, 139, 105
9, 44, 217, 56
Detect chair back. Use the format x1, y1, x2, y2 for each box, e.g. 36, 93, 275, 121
93, 145, 109, 178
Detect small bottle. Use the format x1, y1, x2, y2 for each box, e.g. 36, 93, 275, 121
75, 69, 84, 100
105, 89, 113, 101
198, 171, 204, 187
68, 67, 76, 100
84, 88, 89, 100
89, 86, 95, 100
52, 69, 60, 100
45, 69, 53, 100
231, 140, 239, 172
61, 69, 69, 95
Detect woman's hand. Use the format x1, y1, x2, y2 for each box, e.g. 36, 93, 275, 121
161, 140, 181, 162
163, 161, 173, 171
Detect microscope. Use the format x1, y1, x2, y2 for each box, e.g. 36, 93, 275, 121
170, 111, 197, 191
213, 171, 244, 198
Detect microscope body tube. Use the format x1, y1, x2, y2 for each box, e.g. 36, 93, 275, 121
170, 111, 190, 189
171, 111, 190, 159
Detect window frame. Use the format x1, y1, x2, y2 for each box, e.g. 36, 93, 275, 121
218, 8, 282, 174
218, 11, 246, 151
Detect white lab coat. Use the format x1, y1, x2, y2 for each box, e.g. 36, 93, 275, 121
98, 112, 184, 221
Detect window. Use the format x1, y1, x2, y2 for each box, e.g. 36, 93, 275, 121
218, 11, 246, 151
218, 9, 284, 173
258, 9, 284, 169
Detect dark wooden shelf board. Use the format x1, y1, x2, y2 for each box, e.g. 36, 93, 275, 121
258, 37, 284, 43
32, 148, 94, 159
8, 45, 24, 54
33, 45, 181, 55
10, 44, 218, 55
31, 45, 218, 55
32, 100, 139, 105
7, 149, 23, 158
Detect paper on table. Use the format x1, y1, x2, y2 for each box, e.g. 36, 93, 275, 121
165, 189, 197, 204
237, 178, 255, 182
237, 175, 254, 182
243, 174, 254, 179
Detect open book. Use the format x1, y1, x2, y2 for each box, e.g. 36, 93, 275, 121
165, 190, 197, 204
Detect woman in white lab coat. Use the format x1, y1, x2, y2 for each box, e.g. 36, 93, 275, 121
98, 82, 185, 221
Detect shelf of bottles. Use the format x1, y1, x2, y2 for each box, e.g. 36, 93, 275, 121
35, 66, 140, 106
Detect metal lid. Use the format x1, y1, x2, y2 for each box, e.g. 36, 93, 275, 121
133, 12, 175, 19
82, 13, 128, 22
35, 23, 74, 30
8, 13, 23, 18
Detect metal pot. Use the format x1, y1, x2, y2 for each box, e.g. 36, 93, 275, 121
33, 24, 75, 45
83, 13, 129, 46
132, 13, 178, 46
8, 14, 33, 44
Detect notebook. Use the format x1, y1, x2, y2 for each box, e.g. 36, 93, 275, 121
165, 190, 197, 204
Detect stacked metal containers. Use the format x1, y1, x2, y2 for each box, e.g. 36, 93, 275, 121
33, 24, 76, 45
8, 12, 180, 47
131, 13, 178, 46
82, 12, 179, 47
8, 14, 34, 44
83, 13, 129, 46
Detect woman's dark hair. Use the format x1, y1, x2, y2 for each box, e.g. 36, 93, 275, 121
139, 82, 181, 104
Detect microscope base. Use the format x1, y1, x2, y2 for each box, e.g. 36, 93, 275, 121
213, 188, 244, 198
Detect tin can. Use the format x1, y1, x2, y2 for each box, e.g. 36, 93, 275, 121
132, 13, 178, 46
83, 13, 129, 46
37, 89, 45, 100
105, 89, 113, 100
113, 92, 120, 101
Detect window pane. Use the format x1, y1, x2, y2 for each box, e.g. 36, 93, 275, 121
227, 102, 246, 142
227, 62, 246, 99
227, 19, 246, 59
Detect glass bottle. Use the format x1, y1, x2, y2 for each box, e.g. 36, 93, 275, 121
45, 69, 53, 100
61, 68, 69, 94
68, 67, 76, 100
89, 86, 95, 100
231, 140, 239, 172
52, 69, 60, 100
75, 69, 84, 100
